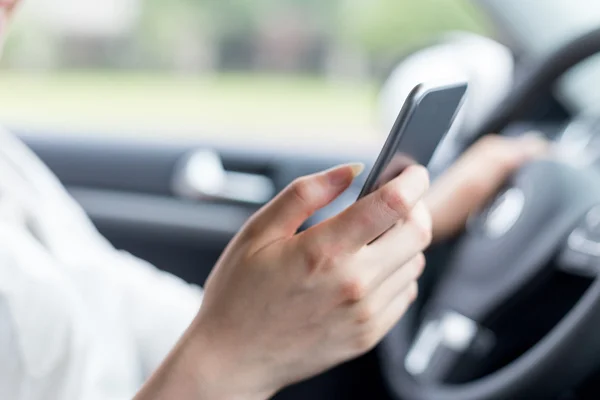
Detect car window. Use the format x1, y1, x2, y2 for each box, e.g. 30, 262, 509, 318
0, 0, 490, 146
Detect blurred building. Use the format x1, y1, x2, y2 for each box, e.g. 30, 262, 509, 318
2, 0, 483, 78
4, 0, 140, 68
34, 0, 141, 37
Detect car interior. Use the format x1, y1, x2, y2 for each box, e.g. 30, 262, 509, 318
6, 0, 600, 399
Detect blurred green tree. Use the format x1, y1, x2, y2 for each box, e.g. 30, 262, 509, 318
337, 0, 489, 58
3, 0, 491, 75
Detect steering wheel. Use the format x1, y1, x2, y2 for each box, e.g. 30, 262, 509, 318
378, 27, 600, 400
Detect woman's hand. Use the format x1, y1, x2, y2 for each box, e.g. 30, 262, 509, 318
136, 163, 432, 400
426, 134, 548, 241
135, 134, 547, 400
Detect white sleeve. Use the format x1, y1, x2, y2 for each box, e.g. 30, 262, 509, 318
104, 250, 204, 377
0, 296, 26, 400
0, 128, 205, 384
0, 219, 204, 399
0, 229, 107, 400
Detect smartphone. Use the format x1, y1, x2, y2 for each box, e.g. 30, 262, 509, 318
358, 81, 468, 199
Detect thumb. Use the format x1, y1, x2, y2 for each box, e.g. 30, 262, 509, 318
244, 163, 364, 247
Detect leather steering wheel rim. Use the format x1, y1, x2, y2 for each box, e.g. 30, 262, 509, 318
378, 27, 600, 400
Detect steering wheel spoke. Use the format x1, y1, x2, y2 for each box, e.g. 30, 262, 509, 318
404, 310, 494, 382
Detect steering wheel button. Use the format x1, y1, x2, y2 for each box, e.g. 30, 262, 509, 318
586, 206, 600, 227
584, 205, 600, 239
559, 229, 599, 277
568, 228, 600, 257
404, 320, 443, 376
404, 312, 480, 377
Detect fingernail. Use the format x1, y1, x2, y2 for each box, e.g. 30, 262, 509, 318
349, 163, 365, 178
327, 163, 365, 186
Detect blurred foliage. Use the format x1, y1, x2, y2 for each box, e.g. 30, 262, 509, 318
148, 0, 489, 70
0, 1, 492, 141
3, 0, 491, 75
338, 0, 489, 55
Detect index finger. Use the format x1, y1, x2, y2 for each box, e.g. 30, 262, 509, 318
309, 165, 430, 252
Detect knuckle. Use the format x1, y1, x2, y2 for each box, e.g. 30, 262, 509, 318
354, 206, 374, 228
408, 209, 433, 248
289, 176, 316, 205
418, 223, 433, 247
406, 253, 426, 281
353, 303, 376, 325
414, 253, 426, 277
379, 185, 411, 219
340, 277, 368, 302
411, 165, 431, 190
304, 240, 337, 274
408, 281, 419, 303
354, 329, 379, 354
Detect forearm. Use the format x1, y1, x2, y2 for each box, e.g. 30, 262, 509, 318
133, 324, 273, 400
134, 341, 204, 400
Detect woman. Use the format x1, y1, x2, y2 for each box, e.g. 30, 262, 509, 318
0, 1, 546, 399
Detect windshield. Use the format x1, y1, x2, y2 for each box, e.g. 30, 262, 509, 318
0, 0, 490, 147
482, 0, 600, 113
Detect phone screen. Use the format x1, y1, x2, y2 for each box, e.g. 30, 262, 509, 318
358, 82, 468, 199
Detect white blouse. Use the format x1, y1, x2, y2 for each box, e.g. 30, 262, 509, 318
0, 128, 203, 400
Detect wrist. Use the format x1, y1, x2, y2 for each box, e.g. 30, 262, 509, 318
186, 319, 278, 400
